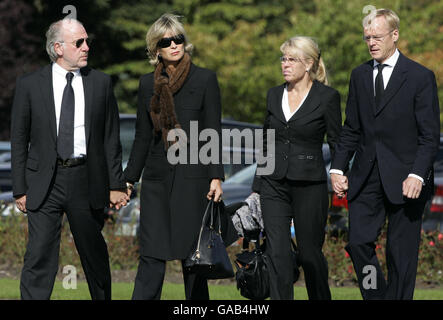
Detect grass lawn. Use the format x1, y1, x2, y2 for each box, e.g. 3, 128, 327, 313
0, 278, 442, 300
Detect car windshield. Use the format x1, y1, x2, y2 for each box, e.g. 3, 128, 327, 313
224, 163, 257, 185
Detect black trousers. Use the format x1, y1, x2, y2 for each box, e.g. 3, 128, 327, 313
260, 176, 331, 300
346, 161, 424, 300
20, 164, 111, 300
131, 256, 209, 300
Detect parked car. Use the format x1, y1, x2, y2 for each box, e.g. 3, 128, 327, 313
0, 141, 11, 193
0, 191, 15, 216
422, 136, 443, 232
221, 143, 349, 234
111, 114, 262, 235
0, 142, 11, 163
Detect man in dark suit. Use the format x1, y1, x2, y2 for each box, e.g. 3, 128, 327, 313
330, 9, 440, 300
11, 18, 129, 300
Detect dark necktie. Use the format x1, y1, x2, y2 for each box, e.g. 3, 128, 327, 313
57, 72, 75, 160
375, 63, 387, 108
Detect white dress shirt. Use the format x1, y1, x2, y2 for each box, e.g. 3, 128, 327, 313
330, 49, 423, 183
52, 63, 87, 157
282, 84, 309, 122
372, 48, 399, 93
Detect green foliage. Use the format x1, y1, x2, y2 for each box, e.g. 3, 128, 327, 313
96, 0, 442, 125
2, 0, 441, 133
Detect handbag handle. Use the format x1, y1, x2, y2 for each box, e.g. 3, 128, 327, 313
194, 200, 214, 259
290, 238, 298, 251
194, 200, 220, 260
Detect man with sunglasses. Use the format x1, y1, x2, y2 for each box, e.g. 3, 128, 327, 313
11, 18, 128, 300
330, 9, 440, 299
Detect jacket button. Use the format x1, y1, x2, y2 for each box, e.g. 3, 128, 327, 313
284, 140, 290, 144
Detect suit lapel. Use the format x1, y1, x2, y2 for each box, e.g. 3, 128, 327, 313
81, 67, 94, 149
267, 84, 286, 124
39, 65, 57, 144
288, 80, 321, 122
375, 53, 408, 116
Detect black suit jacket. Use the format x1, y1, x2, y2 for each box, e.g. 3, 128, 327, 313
123, 63, 225, 259
11, 64, 126, 210
253, 80, 342, 191
331, 52, 440, 204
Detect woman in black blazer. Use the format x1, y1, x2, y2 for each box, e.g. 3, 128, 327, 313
252, 36, 342, 300
123, 13, 224, 300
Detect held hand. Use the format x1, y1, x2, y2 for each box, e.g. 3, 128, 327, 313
402, 176, 423, 199
109, 190, 130, 210
15, 195, 27, 213
207, 178, 223, 202
331, 173, 349, 198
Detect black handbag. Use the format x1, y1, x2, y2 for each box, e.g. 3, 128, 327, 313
234, 238, 270, 300
235, 237, 301, 300
184, 200, 235, 280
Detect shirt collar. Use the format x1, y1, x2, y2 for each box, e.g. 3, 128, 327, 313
373, 48, 399, 69
52, 62, 81, 78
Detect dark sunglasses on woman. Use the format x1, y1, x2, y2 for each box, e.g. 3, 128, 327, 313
157, 34, 185, 48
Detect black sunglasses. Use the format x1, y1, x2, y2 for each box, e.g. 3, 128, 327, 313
74, 38, 92, 48
157, 34, 185, 48
61, 37, 92, 48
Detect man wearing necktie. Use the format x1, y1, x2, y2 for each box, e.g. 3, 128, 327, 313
330, 9, 440, 299
10, 18, 129, 300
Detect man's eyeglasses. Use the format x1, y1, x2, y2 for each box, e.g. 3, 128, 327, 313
157, 34, 185, 48
60, 37, 92, 48
363, 30, 394, 43
280, 56, 303, 64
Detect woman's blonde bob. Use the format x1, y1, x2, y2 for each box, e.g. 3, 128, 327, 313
280, 36, 328, 85
145, 13, 193, 66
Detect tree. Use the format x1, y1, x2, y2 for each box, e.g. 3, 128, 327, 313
0, 0, 40, 140
2, 0, 442, 137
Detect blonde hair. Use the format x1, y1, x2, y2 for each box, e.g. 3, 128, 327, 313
362, 8, 400, 31
145, 13, 193, 65
280, 36, 328, 85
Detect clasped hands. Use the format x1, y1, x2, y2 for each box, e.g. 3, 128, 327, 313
330, 173, 423, 199
330, 173, 349, 198
109, 188, 131, 210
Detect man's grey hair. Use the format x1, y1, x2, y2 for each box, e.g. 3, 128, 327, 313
362, 8, 400, 31
45, 19, 84, 62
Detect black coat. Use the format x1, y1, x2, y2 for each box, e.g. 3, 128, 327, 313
252, 80, 342, 191
10, 64, 126, 210
124, 63, 224, 260
331, 52, 440, 204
